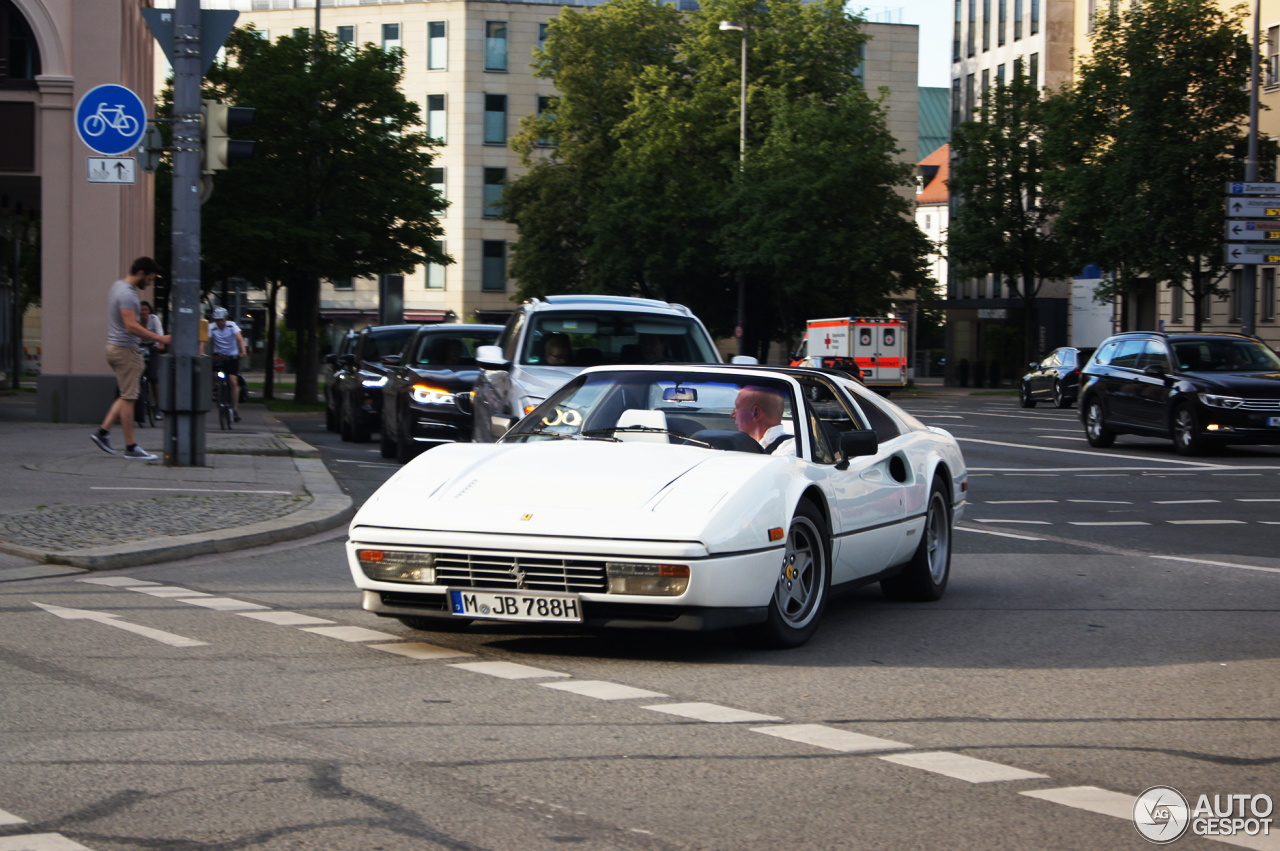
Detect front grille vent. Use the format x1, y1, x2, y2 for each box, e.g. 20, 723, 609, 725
1239, 399, 1280, 411
433, 551, 608, 593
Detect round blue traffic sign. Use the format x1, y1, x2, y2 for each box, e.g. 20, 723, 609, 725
75, 84, 147, 156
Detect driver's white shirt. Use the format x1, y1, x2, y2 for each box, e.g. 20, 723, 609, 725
759, 423, 796, 456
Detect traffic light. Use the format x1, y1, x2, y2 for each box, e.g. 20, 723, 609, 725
201, 99, 255, 173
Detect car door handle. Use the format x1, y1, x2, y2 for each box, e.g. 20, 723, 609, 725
860, 467, 884, 483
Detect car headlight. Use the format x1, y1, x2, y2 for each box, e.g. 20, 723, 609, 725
606, 562, 689, 596
357, 549, 436, 583
362, 376, 388, 388
1200, 393, 1245, 409
411, 384, 457, 405
522, 397, 545, 416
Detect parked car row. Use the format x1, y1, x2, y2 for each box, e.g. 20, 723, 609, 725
1018, 331, 1280, 456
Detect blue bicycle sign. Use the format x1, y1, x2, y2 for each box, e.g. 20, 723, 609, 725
75, 84, 147, 157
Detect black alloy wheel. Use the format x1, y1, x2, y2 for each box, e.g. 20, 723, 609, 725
1019, 382, 1037, 408
1052, 380, 1071, 409
1084, 398, 1116, 448
1172, 402, 1212, 456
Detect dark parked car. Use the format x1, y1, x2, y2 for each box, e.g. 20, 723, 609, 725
1019, 346, 1096, 408
330, 324, 418, 443
1079, 331, 1280, 455
323, 331, 358, 433
379, 324, 503, 463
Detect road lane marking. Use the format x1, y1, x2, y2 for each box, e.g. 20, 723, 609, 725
129, 586, 210, 598
957, 437, 1225, 466
1152, 555, 1280, 575
956, 527, 1046, 541
90, 486, 294, 494
370, 642, 473, 660
1068, 500, 1133, 504
77, 577, 159, 587
0, 809, 25, 826
984, 500, 1058, 504
879, 752, 1048, 783
1043, 436, 1087, 441
448, 661, 569, 679
751, 724, 909, 752
1021, 786, 1133, 820
645, 703, 782, 723
541, 681, 668, 700
1155, 499, 1220, 504
32, 602, 207, 648
1213, 473, 1264, 476
975, 519, 1052, 525
180, 597, 270, 611
1068, 521, 1151, 526
0, 836, 98, 851
237, 611, 335, 626
1238, 498, 1280, 502
301, 625, 400, 642
1166, 520, 1246, 525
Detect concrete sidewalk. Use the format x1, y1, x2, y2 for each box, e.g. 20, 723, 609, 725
0, 394, 353, 580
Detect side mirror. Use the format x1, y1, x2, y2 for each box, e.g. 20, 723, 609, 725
730, 355, 759, 365
835, 430, 878, 469
1029, 362, 1038, 370
339, 353, 356, 368
1143, 363, 1166, 377
324, 353, 336, 366
476, 345, 510, 370
381, 354, 402, 367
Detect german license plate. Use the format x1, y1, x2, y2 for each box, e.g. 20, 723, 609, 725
1268, 417, 1280, 427
448, 589, 583, 623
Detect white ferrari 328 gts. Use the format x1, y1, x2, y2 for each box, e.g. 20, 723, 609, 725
346, 365, 968, 647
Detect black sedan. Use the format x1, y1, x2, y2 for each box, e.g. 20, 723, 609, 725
1079, 331, 1280, 455
379, 324, 503, 463
1019, 346, 1095, 409
331, 324, 418, 443
323, 331, 357, 433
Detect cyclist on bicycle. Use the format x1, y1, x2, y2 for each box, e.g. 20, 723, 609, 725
139, 301, 165, 420
202, 307, 247, 423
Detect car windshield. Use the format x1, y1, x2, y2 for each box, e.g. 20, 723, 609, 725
410, 329, 499, 367
367, 329, 414, 361
1172, 339, 1280, 373
503, 370, 797, 454
520, 312, 719, 367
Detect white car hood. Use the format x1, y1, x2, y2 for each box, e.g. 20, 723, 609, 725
353, 441, 782, 546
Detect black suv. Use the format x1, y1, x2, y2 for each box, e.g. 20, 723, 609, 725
329, 324, 418, 443
1079, 331, 1280, 455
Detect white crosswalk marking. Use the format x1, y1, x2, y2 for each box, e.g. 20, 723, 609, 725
879, 752, 1048, 783
645, 703, 781, 723
236, 611, 334, 626
369, 642, 472, 660
300, 626, 400, 642
0, 808, 25, 826
179, 597, 269, 611
448, 661, 569, 679
77, 577, 159, 587
541, 680, 667, 700
0, 834, 98, 850
751, 724, 909, 752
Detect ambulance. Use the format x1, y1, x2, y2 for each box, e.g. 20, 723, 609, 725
792, 316, 908, 392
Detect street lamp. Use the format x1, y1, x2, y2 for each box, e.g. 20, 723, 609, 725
720, 20, 747, 356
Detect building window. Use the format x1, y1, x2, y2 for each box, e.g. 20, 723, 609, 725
248, 27, 268, 41
965, 73, 975, 121
1263, 268, 1276, 320
1230, 269, 1242, 322
337, 25, 354, 45
332, 278, 354, 291
485, 21, 508, 71
484, 94, 507, 144
428, 167, 445, 203
953, 0, 961, 61
1030, 0, 1040, 33
293, 27, 310, 39
998, 0, 1007, 46
982, 0, 990, 51
1171, 285, 1184, 324
382, 23, 401, 52
428, 21, 446, 70
483, 168, 506, 218
538, 22, 550, 51
1029, 53, 1039, 89
981, 68, 990, 113
1014, 0, 1022, 39
951, 78, 961, 127
427, 94, 446, 142
967, 0, 976, 57
482, 241, 507, 291
537, 95, 555, 146
426, 241, 445, 290
992, 276, 1002, 298
996, 63, 1006, 87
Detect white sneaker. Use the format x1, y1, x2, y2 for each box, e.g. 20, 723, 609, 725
90, 431, 115, 455
123, 445, 158, 461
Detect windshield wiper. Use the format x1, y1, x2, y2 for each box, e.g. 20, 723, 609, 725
583, 427, 712, 448
504, 429, 619, 442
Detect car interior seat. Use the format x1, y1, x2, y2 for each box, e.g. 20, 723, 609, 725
615, 409, 669, 443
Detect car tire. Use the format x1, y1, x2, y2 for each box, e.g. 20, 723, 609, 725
396, 615, 472, 632
1052, 380, 1071, 408
753, 501, 830, 649
379, 425, 397, 459
1019, 382, 1037, 408
339, 397, 353, 443
347, 396, 371, 443
325, 400, 338, 433
1172, 402, 1212, 456
1084, 397, 1116, 448
881, 479, 952, 602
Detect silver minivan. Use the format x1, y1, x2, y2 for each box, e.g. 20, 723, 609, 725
472, 295, 724, 441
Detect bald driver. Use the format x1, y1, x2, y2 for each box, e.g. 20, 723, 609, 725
732, 386, 796, 455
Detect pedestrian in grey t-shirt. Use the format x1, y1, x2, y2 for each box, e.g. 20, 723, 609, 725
90, 257, 172, 459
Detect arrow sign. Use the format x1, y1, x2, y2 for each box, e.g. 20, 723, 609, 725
32, 602, 208, 647
1227, 181, 1280, 195
1226, 221, 1280, 240
1226, 198, 1280, 218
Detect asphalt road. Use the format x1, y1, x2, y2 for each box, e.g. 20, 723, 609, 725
0, 397, 1275, 851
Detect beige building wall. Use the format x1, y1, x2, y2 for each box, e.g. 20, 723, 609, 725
2, 0, 155, 422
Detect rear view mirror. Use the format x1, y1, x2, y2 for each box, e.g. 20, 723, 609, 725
381, 354, 402, 367
662, 385, 698, 403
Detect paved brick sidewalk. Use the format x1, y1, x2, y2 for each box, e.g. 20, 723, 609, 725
0, 395, 351, 579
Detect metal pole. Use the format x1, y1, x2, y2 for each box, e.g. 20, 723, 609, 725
1241, 0, 1261, 336
736, 28, 747, 357
165, 0, 206, 466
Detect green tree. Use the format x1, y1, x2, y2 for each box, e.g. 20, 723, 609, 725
949, 71, 1072, 365
1044, 0, 1259, 331
199, 29, 448, 402
504, 0, 929, 355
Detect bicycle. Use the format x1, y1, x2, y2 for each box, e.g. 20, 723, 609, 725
135, 369, 157, 428
83, 104, 139, 138
213, 363, 234, 431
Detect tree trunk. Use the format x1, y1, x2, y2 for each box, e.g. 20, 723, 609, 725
1020, 271, 1039, 366
263, 279, 280, 401
293, 274, 321, 404
1191, 268, 1204, 332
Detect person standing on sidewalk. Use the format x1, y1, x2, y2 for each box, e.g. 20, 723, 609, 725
139, 300, 165, 421
202, 307, 247, 423
91, 257, 172, 459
